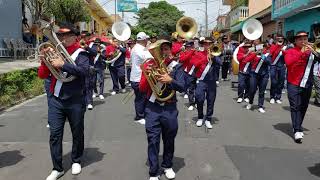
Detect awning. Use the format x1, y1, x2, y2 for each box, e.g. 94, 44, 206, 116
231, 22, 243, 33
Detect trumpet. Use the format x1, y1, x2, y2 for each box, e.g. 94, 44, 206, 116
210, 43, 222, 57
302, 39, 320, 56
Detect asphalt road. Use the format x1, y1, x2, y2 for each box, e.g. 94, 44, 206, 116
1, 74, 320, 180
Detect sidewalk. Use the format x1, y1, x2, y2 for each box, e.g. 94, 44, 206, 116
0, 58, 39, 75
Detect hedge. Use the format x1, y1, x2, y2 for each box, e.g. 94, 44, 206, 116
0, 68, 44, 110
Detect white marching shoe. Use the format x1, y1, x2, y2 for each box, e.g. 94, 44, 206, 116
246, 104, 252, 110
71, 163, 81, 175
276, 100, 282, 104
87, 104, 93, 110
164, 168, 176, 179
244, 98, 249, 103
149, 176, 160, 180
188, 105, 194, 111
205, 120, 213, 129
99, 95, 105, 100
111, 91, 117, 95
237, 98, 243, 103
92, 93, 97, 98
136, 119, 146, 125
270, 98, 275, 104
46, 170, 64, 180
196, 119, 203, 127
121, 89, 126, 93
183, 94, 189, 99
294, 132, 303, 143
258, 108, 266, 113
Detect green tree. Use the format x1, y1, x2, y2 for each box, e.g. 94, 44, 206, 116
47, 0, 91, 24
133, 1, 184, 36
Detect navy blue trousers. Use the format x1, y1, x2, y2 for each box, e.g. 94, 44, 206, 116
249, 72, 269, 108
94, 69, 105, 95
145, 102, 178, 177
195, 80, 216, 121
238, 72, 250, 99
109, 65, 126, 92
187, 75, 196, 106
131, 82, 147, 120
126, 66, 131, 83
287, 83, 312, 133
215, 64, 220, 81
48, 96, 86, 172
85, 71, 96, 105
270, 65, 285, 100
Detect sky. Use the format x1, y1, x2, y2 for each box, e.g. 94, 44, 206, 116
97, 0, 230, 31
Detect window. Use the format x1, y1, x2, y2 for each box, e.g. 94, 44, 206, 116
286, 30, 294, 43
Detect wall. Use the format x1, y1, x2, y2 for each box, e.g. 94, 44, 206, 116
284, 8, 320, 38
0, 0, 23, 48
249, 0, 272, 16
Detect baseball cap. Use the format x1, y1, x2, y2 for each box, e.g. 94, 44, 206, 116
137, 32, 149, 41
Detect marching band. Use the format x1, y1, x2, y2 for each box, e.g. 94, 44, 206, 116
36, 16, 320, 180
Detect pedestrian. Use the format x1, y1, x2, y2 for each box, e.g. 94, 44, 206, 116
284, 31, 320, 143
130, 32, 153, 125
38, 23, 89, 180
139, 40, 186, 180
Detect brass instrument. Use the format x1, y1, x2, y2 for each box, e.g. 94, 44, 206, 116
210, 43, 222, 57
106, 22, 132, 64
302, 39, 320, 56
176, 17, 198, 40
141, 40, 175, 102
38, 22, 77, 82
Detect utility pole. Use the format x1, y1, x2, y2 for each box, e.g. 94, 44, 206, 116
205, 0, 208, 37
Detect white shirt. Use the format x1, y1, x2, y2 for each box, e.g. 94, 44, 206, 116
130, 43, 153, 82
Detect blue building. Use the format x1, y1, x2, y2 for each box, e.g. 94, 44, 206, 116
272, 0, 320, 42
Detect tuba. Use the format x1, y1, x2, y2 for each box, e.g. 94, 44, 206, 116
176, 16, 198, 40
38, 21, 77, 82
106, 22, 131, 64
232, 18, 263, 75
140, 40, 175, 102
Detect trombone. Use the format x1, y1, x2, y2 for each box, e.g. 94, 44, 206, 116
303, 39, 320, 56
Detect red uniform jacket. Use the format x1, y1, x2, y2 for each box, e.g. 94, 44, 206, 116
189, 50, 209, 78
172, 42, 183, 56
246, 52, 261, 71
179, 49, 195, 71
284, 46, 313, 86
105, 45, 117, 57
237, 47, 252, 73
270, 44, 284, 63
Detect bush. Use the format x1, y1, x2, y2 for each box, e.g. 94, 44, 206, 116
0, 68, 44, 109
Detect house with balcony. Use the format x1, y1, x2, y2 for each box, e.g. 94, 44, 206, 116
223, 0, 249, 41
272, 0, 320, 42
248, 0, 276, 41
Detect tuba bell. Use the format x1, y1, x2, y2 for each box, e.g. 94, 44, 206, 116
38, 21, 77, 82
232, 18, 263, 75
106, 22, 132, 64
210, 43, 222, 57
242, 18, 263, 41
140, 40, 175, 102
176, 16, 198, 40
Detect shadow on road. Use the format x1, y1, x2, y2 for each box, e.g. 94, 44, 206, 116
0, 150, 25, 168
0, 125, 5, 127
63, 147, 106, 173
145, 156, 185, 174
273, 123, 310, 138
282, 106, 290, 111
308, 163, 320, 177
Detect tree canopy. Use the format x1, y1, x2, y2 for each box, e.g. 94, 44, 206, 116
133, 1, 184, 37
47, 0, 91, 24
